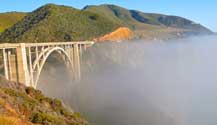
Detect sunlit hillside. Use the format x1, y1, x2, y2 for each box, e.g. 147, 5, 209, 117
0, 12, 26, 33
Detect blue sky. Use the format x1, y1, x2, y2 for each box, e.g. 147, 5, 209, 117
1, 0, 216, 32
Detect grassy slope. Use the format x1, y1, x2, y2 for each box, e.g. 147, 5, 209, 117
83, 5, 183, 40
0, 12, 26, 33
0, 4, 121, 43
131, 10, 212, 33
84, 4, 152, 29
0, 76, 89, 125
0, 4, 213, 43
84, 4, 212, 40
84, 4, 212, 31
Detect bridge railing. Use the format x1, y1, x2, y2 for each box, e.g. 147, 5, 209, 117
0, 41, 94, 49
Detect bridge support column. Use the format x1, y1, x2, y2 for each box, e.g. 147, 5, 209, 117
8, 54, 18, 82
16, 43, 30, 86
7, 51, 12, 80
28, 47, 34, 87
65, 47, 73, 68
3, 48, 9, 80
73, 44, 81, 80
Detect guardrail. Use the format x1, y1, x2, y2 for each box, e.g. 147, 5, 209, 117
0, 41, 94, 49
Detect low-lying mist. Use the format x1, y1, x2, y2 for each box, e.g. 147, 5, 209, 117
38, 35, 217, 125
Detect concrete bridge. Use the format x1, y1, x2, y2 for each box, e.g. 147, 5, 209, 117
0, 41, 94, 88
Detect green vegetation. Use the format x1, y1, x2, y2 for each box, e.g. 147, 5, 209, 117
30, 112, 64, 124
0, 4, 121, 43
0, 76, 89, 125
83, 4, 135, 29
84, 4, 212, 37
0, 12, 26, 33
0, 4, 213, 43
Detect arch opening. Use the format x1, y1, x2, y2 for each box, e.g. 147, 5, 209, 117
32, 47, 74, 88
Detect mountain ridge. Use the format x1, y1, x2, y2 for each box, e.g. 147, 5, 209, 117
0, 3, 213, 43
84, 4, 212, 33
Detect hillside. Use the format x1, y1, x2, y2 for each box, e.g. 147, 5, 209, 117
0, 4, 121, 43
0, 12, 26, 33
0, 4, 213, 43
0, 75, 89, 125
84, 4, 213, 40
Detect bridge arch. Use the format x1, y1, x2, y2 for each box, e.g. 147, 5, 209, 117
0, 41, 94, 88
33, 47, 52, 70
32, 47, 74, 88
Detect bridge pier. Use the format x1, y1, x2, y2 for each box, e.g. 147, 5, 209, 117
8, 54, 18, 82
3, 48, 9, 80
16, 43, 30, 86
73, 44, 81, 80
28, 47, 34, 87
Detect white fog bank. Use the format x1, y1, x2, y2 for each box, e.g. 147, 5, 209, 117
38, 35, 217, 125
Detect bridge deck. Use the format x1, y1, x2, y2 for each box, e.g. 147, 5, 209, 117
0, 41, 94, 49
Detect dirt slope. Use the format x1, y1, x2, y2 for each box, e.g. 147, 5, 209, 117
97, 27, 133, 42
